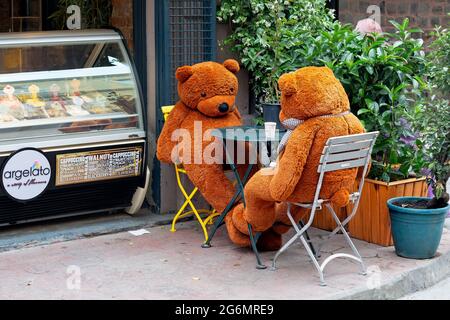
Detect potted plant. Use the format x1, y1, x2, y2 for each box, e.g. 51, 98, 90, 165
217, 0, 335, 127
424, 24, 450, 207
346, 21, 430, 246
386, 23, 450, 258
387, 98, 449, 259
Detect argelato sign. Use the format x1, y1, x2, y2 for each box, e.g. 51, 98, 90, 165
1, 149, 51, 201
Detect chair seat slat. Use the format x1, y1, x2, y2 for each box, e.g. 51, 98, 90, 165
318, 158, 367, 173
327, 140, 372, 153
320, 148, 370, 164
326, 132, 379, 145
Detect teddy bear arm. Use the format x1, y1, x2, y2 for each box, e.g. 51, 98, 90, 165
156, 103, 190, 163
270, 125, 318, 201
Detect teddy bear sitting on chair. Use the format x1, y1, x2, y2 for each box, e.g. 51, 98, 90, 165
225, 66, 366, 251
157, 59, 255, 216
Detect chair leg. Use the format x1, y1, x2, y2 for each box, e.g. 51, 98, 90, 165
325, 204, 367, 275
188, 202, 210, 242
203, 211, 219, 226
271, 231, 301, 270
271, 203, 330, 286
202, 186, 243, 248
299, 220, 318, 258
202, 209, 227, 248
171, 188, 198, 233
299, 235, 326, 286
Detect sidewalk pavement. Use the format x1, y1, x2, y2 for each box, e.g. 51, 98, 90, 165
0, 218, 449, 300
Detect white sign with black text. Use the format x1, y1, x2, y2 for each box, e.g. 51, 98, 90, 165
1, 149, 51, 201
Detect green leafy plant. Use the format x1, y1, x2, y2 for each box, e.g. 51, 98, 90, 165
218, 0, 335, 106
49, 0, 112, 30
220, 1, 445, 187
416, 98, 450, 206
417, 22, 450, 206
428, 23, 450, 96
293, 19, 428, 182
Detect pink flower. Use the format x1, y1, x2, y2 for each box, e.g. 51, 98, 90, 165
355, 18, 383, 35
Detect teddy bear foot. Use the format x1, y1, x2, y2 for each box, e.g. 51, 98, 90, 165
231, 203, 251, 235
225, 214, 251, 247
256, 228, 282, 252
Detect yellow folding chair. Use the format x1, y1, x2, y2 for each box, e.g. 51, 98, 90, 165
161, 105, 220, 241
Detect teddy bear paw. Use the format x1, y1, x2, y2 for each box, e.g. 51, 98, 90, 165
225, 213, 251, 247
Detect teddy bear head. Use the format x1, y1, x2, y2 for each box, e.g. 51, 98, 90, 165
278, 66, 350, 122
176, 59, 240, 117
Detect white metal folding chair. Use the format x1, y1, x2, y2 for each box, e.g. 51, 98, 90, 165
271, 132, 379, 286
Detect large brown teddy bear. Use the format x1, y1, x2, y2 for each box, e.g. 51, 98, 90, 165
157, 59, 251, 214
226, 66, 366, 251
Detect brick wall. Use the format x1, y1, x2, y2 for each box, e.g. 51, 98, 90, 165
339, 0, 450, 36
111, 0, 134, 51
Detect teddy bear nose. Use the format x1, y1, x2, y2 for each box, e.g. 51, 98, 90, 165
218, 103, 229, 113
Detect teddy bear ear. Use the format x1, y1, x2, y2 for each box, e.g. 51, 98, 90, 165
223, 59, 240, 74
322, 66, 335, 76
176, 66, 194, 83
278, 73, 297, 96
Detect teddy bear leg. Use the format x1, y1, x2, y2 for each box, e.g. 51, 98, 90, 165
224, 204, 251, 247
242, 172, 277, 232
227, 171, 277, 247
256, 228, 283, 252
224, 171, 278, 247
183, 163, 236, 214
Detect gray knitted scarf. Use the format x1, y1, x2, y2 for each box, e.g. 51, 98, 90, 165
277, 111, 351, 154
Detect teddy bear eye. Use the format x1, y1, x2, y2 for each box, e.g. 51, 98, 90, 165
201, 92, 207, 98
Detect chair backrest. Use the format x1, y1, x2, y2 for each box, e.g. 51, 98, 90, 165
161, 105, 175, 122
305, 131, 379, 207
318, 132, 379, 174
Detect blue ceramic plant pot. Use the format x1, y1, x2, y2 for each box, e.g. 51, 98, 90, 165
387, 197, 450, 259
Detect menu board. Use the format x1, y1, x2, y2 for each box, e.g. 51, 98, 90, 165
56, 147, 142, 186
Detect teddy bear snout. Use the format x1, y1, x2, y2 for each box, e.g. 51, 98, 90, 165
218, 103, 230, 113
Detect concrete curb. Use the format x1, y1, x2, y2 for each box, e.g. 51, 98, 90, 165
333, 218, 450, 300
333, 249, 450, 300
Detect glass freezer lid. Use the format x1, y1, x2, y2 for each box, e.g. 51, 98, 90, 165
0, 30, 145, 149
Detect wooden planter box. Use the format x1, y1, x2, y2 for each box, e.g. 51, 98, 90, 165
348, 177, 428, 247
